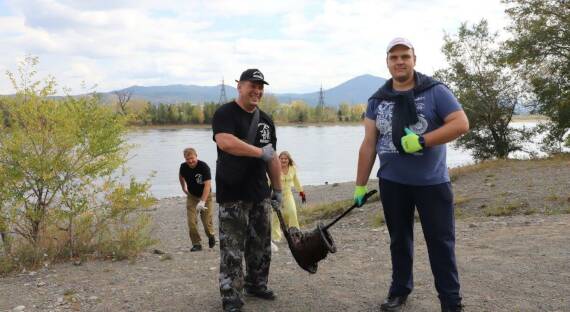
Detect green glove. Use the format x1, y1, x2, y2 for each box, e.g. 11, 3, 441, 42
353, 185, 368, 207
401, 127, 423, 153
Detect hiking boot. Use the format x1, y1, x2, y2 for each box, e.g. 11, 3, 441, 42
223, 298, 244, 312
441, 303, 464, 312
208, 236, 216, 248
244, 286, 276, 300
380, 294, 408, 311
190, 245, 202, 252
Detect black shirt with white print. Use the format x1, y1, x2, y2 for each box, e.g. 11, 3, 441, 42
179, 160, 211, 198
212, 101, 277, 203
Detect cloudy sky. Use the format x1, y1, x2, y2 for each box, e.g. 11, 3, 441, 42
0, 0, 510, 95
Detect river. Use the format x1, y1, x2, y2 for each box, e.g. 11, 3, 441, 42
125, 122, 546, 199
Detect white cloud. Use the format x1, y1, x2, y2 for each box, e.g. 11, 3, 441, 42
0, 0, 509, 95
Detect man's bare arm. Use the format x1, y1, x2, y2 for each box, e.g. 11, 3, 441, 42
201, 180, 211, 202
179, 174, 188, 195
266, 155, 282, 191
356, 118, 379, 186
423, 110, 469, 147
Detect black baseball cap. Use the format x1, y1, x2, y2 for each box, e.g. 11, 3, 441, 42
235, 68, 269, 85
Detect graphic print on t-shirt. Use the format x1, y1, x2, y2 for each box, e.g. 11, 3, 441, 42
194, 173, 203, 185
258, 123, 271, 144
375, 97, 428, 155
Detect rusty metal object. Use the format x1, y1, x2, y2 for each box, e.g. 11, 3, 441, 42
273, 190, 377, 274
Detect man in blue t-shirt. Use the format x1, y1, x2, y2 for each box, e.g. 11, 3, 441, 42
354, 38, 469, 312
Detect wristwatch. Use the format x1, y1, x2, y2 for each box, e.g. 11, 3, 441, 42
419, 136, 426, 149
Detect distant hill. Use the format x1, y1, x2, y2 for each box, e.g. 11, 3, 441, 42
275, 74, 386, 106
111, 84, 238, 105
102, 74, 387, 107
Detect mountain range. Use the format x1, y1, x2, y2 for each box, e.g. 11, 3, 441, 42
105, 74, 387, 107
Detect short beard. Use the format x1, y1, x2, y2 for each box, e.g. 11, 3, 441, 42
393, 74, 412, 83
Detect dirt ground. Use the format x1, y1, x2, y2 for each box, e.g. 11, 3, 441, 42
0, 158, 569, 312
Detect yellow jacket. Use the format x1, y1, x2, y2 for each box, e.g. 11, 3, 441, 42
281, 165, 303, 195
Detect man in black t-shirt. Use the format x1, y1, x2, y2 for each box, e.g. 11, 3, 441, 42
212, 69, 282, 312
178, 147, 215, 252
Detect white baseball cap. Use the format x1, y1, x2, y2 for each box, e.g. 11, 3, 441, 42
386, 37, 414, 53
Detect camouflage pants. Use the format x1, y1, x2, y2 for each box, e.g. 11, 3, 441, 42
218, 199, 272, 310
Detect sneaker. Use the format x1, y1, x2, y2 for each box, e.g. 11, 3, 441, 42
380, 294, 408, 311
244, 286, 276, 300
190, 245, 202, 252
271, 241, 279, 252
208, 236, 216, 248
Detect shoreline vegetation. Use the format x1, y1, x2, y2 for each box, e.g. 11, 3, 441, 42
128, 114, 548, 130
129, 120, 365, 130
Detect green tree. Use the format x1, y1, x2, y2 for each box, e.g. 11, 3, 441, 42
0, 56, 155, 268
0, 165, 11, 255
135, 101, 153, 125
260, 94, 281, 118
338, 102, 351, 122
190, 105, 205, 124
203, 102, 221, 124
320, 107, 338, 123
155, 103, 169, 124
435, 20, 534, 160
503, 0, 570, 152
167, 105, 180, 124
351, 103, 366, 121
288, 100, 310, 122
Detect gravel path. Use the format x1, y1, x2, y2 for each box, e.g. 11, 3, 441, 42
1, 158, 569, 312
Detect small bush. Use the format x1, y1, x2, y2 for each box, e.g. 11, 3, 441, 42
483, 200, 530, 217
0, 56, 157, 273
455, 207, 464, 219
299, 199, 353, 226
454, 195, 471, 206
371, 211, 385, 227
298, 193, 380, 227
450, 160, 507, 182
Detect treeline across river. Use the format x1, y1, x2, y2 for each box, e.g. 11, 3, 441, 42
115, 94, 367, 126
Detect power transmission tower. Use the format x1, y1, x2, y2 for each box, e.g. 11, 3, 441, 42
218, 78, 228, 105
316, 84, 325, 121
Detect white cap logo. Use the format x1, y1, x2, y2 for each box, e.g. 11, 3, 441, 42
252, 70, 264, 80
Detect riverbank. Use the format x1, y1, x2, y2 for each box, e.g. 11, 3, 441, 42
0, 156, 569, 311
129, 121, 364, 131
128, 115, 547, 131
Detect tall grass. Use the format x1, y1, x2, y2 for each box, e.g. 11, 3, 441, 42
298, 193, 380, 227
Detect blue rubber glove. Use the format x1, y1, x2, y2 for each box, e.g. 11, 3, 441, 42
401, 128, 423, 153
353, 185, 368, 207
